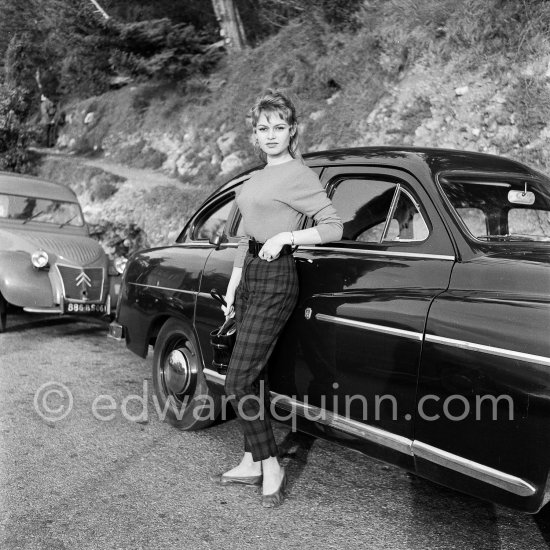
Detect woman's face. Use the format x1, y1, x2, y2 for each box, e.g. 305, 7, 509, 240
254, 110, 294, 160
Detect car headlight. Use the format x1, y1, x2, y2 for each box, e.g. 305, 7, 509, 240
31, 250, 49, 268
114, 256, 128, 274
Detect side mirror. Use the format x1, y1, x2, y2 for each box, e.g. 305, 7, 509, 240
209, 233, 228, 249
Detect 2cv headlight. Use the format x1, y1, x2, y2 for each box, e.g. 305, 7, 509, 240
31, 250, 49, 269
114, 256, 128, 274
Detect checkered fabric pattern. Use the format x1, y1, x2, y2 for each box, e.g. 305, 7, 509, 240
224, 251, 299, 461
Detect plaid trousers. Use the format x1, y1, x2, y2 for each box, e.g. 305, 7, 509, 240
224, 251, 299, 461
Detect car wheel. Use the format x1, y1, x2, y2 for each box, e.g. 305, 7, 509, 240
153, 318, 221, 430
0, 293, 7, 333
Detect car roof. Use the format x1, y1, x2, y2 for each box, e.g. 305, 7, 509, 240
213, 146, 546, 196
0, 171, 78, 202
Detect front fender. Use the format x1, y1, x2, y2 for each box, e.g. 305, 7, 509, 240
0, 251, 54, 307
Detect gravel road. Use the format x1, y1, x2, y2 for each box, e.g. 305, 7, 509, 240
1, 312, 549, 550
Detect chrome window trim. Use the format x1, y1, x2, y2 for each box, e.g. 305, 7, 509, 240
315, 313, 423, 341
425, 334, 550, 367
380, 183, 400, 242
201, 369, 536, 497
176, 242, 214, 248
412, 441, 536, 497
128, 282, 196, 295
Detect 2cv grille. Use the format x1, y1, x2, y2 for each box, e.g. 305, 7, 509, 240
57, 265, 104, 302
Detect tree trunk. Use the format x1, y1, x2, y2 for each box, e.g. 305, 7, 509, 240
211, 0, 247, 51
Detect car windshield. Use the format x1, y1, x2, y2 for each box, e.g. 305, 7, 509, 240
439, 175, 550, 242
0, 192, 84, 227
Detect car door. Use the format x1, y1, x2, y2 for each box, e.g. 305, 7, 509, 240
268, 165, 456, 466
194, 179, 248, 372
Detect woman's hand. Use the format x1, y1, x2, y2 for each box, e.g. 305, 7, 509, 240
259, 233, 290, 262
222, 292, 235, 318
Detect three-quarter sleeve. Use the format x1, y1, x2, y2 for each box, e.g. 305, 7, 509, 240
287, 169, 343, 243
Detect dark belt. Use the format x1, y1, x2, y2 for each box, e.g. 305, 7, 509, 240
248, 239, 293, 258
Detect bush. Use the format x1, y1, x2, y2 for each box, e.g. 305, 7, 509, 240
0, 84, 37, 172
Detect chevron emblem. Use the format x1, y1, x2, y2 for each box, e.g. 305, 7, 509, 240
75, 271, 92, 289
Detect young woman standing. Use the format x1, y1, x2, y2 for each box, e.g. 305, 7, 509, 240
213, 90, 343, 507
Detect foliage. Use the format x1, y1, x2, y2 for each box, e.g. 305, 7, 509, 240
110, 18, 220, 81
0, 0, 220, 102
0, 84, 37, 172
246, 0, 363, 39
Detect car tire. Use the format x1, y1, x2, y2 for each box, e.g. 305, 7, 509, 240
0, 293, 7, 333
152, 318, 221, 430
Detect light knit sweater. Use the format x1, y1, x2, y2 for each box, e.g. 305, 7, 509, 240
233, 159, 343, 268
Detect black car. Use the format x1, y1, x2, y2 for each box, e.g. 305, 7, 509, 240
110, 147, 550, 513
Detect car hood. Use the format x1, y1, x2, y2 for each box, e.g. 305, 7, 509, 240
0, 227, 105, 266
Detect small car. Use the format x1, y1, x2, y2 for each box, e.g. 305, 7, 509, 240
110, 147, 550, 513
0, 171, 125, 331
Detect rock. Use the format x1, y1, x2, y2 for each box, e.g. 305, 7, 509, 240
84, 112, 95, 125
309, 110, 325, 121
175, 154, 194, 178
425, 119, 442, 131
326, 91, 341, 105
455, 86, 469, 96
198, 145, 212, 159
472, 128, 481, 137
217, 131, 238, 156
492, 93, 506, 104
220, 151, 245, 174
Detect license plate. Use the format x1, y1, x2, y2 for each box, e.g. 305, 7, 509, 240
64, 302, 107, 314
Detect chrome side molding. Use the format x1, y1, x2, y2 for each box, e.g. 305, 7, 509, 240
412, 440, 536, 497
271, 393, 413, 456
202, 371, 536, 498
425, 334, 550, 367
315, 313, 423, 341
203, 368, 227, 384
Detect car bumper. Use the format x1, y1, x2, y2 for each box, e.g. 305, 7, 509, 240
108, 321, 125, 341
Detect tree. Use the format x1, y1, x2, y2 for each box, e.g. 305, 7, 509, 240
211, 0, 248, 50
0, 84, 36, 172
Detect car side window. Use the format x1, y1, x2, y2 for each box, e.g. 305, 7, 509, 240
193, 197, 235, 241
330, 178, 429, 243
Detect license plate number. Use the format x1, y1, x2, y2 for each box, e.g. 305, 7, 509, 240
65, 302, 106, 314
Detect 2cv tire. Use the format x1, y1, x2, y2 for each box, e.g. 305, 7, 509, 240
0, 293, 7, 333
152, 318, 221, 430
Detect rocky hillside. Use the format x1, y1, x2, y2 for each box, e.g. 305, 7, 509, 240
35, 1, 550, 254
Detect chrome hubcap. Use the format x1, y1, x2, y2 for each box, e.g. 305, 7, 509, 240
164, 349, 191, 395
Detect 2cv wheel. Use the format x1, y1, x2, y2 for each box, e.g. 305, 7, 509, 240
152, 318, 221, 430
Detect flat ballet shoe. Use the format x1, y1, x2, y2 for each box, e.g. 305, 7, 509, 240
261, 468, 287, 508
210, 473, 263, 486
